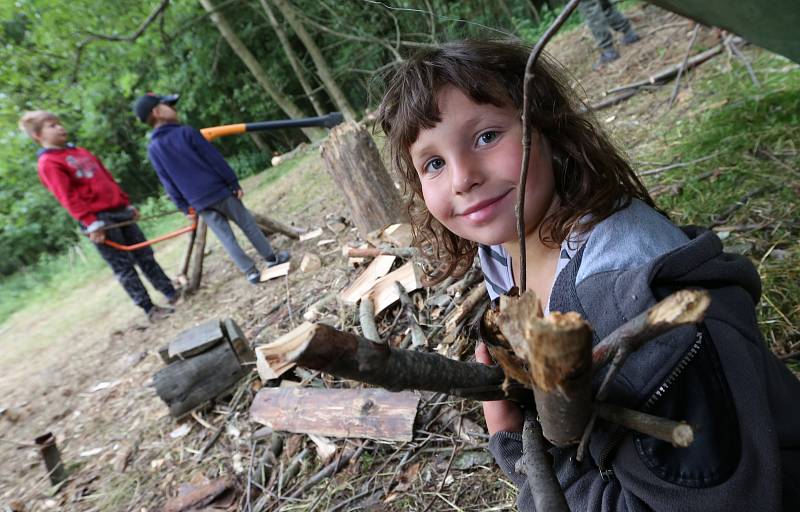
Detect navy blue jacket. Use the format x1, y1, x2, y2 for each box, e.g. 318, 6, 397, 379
485, 202, 800, 511
147, 124, 240, 213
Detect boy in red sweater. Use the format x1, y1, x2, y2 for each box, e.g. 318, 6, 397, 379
19, 111, 178, 322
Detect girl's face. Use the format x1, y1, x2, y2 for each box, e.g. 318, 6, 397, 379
408, 86, 555, 247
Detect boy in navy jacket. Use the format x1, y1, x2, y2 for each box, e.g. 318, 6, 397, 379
19, 111, 178, 322
133, 94, 289, 284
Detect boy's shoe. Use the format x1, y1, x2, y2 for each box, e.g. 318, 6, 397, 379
166, 286, 182, 305
266, 251, 291, 268
592, 48, 620, 70
147, 305, 175, 323
622, 31, 641, 46
246, 268, 262, 285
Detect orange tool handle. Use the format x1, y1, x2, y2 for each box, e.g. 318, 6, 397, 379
200, 123, 246, 141
102, 215, 198, 252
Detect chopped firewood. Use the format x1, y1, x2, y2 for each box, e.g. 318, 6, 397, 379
302, 292, 336, 321
317, 239, 336, 246
445, 284, 489, 333
255, 322, 316, 382
299, 227, 323, 241
249, 387, 419, 442
359, 298, 380, 342
343, 245, 419, 259
308, 434, 337, 462
339, 255, 396, 304
166, 319, 225, 361
299, 252, 322, 272
259, 261, 291, 282
368, 223, 413, 248
368, 262, 422, 314
497, 291, 593, 447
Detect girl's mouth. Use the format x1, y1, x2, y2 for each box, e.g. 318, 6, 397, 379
458, 189, 513, 223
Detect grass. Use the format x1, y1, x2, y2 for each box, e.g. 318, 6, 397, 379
637, 50, 800, 352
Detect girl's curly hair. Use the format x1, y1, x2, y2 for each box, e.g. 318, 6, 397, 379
377, 39, 655, 285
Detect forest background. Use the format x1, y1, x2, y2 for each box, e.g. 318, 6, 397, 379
0, 0, 571, 276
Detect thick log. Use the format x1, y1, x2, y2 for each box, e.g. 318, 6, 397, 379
252, 212, 301, 240
185, 218, 208, 295
497, 291, 593, 447
258, 322, 528, 402
153, 339, 247, 418
250, 387, 419, 441
320, 121, 408, 236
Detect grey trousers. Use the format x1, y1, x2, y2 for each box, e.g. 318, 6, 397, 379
199, 195, 276, 274
579, 0, 633, 50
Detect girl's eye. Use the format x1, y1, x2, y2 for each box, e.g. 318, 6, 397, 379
477, 130, 498, 146
423, 158, 445, 175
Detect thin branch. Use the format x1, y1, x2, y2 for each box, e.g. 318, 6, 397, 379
594, 403, 694, 447
637, 153, 718, 177
668, 23, 700, 109
726, 37, 761, 88
359, 298, 380, 342
518, 412, 570, 512
71, 0, 171, 83
517, 0, 582, 293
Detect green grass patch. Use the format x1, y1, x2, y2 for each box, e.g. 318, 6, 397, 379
640, 51, 800, 351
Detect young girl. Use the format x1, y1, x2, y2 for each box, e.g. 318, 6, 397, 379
378, 40, 800, 511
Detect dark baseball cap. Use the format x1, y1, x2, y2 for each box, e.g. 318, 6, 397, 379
133, 93, 180, 123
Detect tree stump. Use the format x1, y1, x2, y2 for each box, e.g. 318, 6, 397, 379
320, 121, 408, 236
153, 318, 254, 418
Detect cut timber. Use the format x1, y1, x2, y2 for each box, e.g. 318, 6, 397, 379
185, 218, 208, 295
445, 284, 489, 333
168, 319, 225, 360
299, 227, 323, 242
497, 291, 593, 447
367, 223, 413, 248
259, 261, 291, 282
223, 318, 255, 365
252, 213, 301, 239
320, 121, 408, 236
344, 246, 419, 259
368, 262, 422, 314
250, 387, 419, 441
299, 253, 322, 273
255, 322, 316, 382
338, 255, 396, 304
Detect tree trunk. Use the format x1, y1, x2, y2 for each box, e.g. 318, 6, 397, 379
251, 212, 302, 239
259, 0, 327, 117
320, 121, 408, 236
270, 0, 358, 121
249, 132, 272, 155
198, 0, 326, 141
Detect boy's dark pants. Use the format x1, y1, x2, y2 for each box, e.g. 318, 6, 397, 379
93, 209, 176, 312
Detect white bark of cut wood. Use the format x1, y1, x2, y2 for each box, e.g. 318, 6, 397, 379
259, 261, 291, 282
368, 262, 423, 314
299, 227, 323, 241
299, 253, 322, 272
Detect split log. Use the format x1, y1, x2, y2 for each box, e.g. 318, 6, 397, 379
320, 121, 408, 236
343, 246, 419, 259
250, 387, 419, 442
185, 218, 208, 295
153, 318, 254, 418
367, 223, 414, 248
299, 227, 323, 241
299, 253, 321, 272
259, 261, 291, 282
368, 261, 422, 314
497, 291, 593, 447
339, 255, 396, 304
252, 213, 301, 240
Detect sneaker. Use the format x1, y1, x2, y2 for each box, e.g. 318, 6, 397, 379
246, 268, 262, 284
266, 250, 291, 268
621, 31, 641, 46
166, 286, 182, 306
147, 305, 174, 323
592, 48, 620, 70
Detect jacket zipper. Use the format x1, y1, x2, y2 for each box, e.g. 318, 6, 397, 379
595, 330, 704, 480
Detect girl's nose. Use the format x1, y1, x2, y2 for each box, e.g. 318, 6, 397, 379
450, 156, 483, 194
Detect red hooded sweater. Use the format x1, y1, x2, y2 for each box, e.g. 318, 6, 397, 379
37, 145, 130, 230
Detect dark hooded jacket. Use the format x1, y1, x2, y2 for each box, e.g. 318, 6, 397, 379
487, 203, 800, 511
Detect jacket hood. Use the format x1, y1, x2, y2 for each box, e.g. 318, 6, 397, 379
150, 123, 182, 139
36, 142, 75, 158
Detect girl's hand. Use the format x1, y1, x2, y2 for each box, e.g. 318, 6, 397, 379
476, 342, 523, 435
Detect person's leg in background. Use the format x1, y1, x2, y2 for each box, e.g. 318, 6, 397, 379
122, 222, 179, 304
599, 0, 640, 45
199, 206, 261, 283
211, 196, 289, 266
94, 236, 158, 317
579, 0, 619, 66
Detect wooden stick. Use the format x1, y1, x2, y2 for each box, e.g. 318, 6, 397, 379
497, 291, 593, 446
395, 282, 428, 349
637, 153, 717, 177
359, 298, 380, 342
668, 23, 700, 109
517, 0, 582, 293
252, 212, 301, 239
285, 442, 366, 500
607, 44, 723, 95
444, 284, 489, 333
259, 322, 527, 402
344, 246, 419, 259
185, 218, 208, 295
179, 222, 198, 277
594, 403, 694, 447
518, 412, 569, 512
